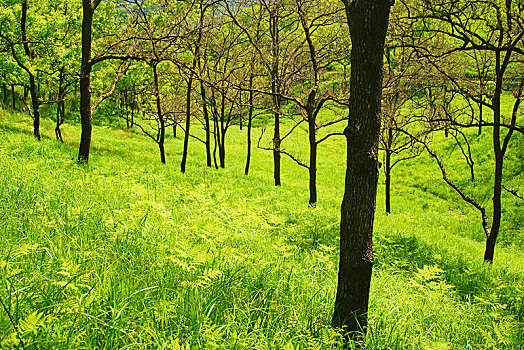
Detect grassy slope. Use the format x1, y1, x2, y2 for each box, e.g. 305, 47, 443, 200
0, 108, 522, 349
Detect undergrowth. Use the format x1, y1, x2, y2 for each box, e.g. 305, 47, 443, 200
0, 109, 522, 349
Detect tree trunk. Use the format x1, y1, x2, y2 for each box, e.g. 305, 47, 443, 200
213, 111, 219, 169
484, 59, 504, 263
201, 81, 212, 167
181, 73, 194, 172
29, 75, 41, 140
385, 127, 392, 214
173, 122, 177, 138
55, 70, 65, 143
271, 10, 281, 187
153, 63, 166, 164
385, 151, 391, 214
21, 0, 40, 141
245, 78, 254, 175
78, 0, 95, 164
333, 0, 391, 341
11, 85, 16, 109
219, 91, 226, 169
478, 100, 483, 135
308, 110, 317, 206
2, 83, 6, 104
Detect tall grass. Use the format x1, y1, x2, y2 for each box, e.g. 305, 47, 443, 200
0, 109, 522, 349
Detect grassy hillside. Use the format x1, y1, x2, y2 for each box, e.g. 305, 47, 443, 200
0, 109, 523, 349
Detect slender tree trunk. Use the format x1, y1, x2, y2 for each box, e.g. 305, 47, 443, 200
478, 100, 483, 135
173, 122, 177, 138
11, 85, 16, 109
78, 0, 95, 164
219, 92, 227, 168
2, 83, 6, 105
308, 110, 317, 206
272, 88, 281, 186
484, 61, 504, 263
385, 127, 392, 214
28, 75, 41, 140
270, 10, 281, 186
181, 73, 193, 172
130, 93, 135, 128
55, 69, 65, 143
21, 0, 41, 140
201, 81, 212, 167
245, 78, 254, 175
213, 111, 219, 169
153, 63, 166, 164
333, 0, 391, 341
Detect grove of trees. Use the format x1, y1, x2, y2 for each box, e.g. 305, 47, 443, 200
1, 0, 523, 342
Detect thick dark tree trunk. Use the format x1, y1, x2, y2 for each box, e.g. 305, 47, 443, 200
308, 111, 317, 206
181, 73, 194, 173
173, 122, 177, 138
333, 0, 391, 341
78, 0, 96, 164
245, 78, 254, 175
153, 64, 166, 164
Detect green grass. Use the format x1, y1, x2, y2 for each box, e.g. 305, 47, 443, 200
0, 108, 523, 349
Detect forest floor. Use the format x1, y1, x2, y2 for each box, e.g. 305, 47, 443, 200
0, 108, 523, 349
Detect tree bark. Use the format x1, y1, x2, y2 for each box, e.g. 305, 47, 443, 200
270, 10, 281, 186
385, 127, 392, 214
2, 83, 6, 105
78, 0, 96, 164
333, 0, 391, 341
55, 68, 65, 143
385, 151, 391, 214
308, 110, 317, 206
484, 53, 505, 263
153, 63, 166, 164
245, 77, 254, 175
201, 81, 212, 167
11, 85, 16, 109
21, 0, 41, 140
219, 91, 226, 168
181, 72, 193, 172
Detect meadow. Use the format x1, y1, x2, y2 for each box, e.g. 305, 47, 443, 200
0, 108, 523, 349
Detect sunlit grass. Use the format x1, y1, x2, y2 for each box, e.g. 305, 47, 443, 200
0, 109, 522, 349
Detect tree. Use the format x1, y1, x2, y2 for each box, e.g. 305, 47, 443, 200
403, 0, 524, 262
78, 0, 135, 163
0, 0, 42, 140
332, 0, 392, 341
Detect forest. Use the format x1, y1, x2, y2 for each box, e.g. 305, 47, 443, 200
0, 0, 523, 348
